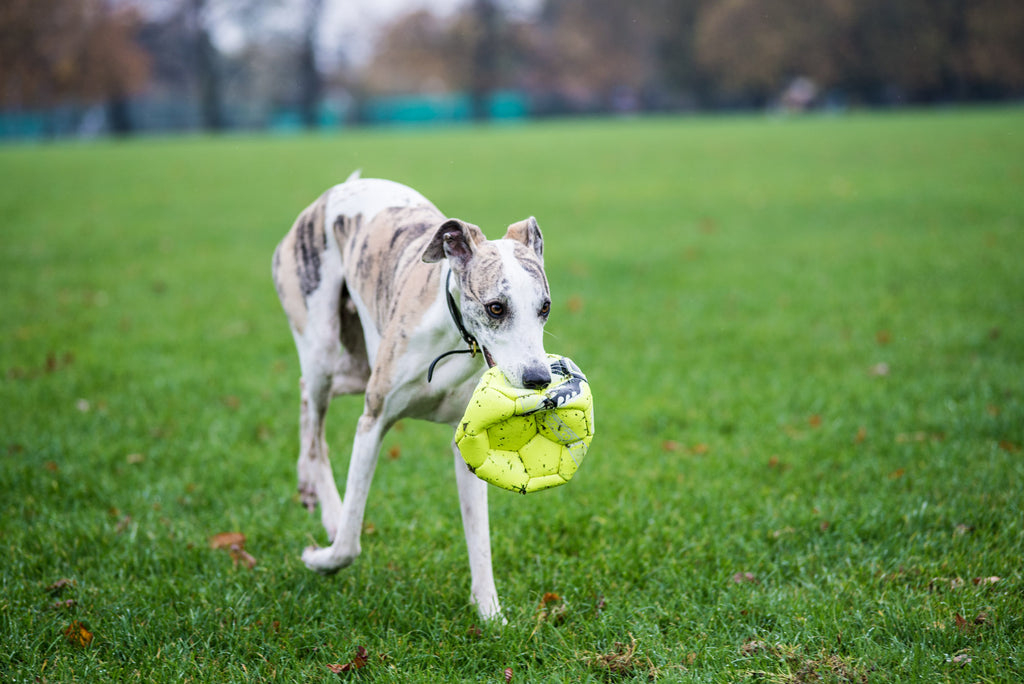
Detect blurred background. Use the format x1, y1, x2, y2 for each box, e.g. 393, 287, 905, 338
2, 0, 1023, 139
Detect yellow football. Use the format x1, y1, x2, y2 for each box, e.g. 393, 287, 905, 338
455, 355, 595, 493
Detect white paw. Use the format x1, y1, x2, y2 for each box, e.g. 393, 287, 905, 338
473, 595, 505, 624
301, 543, 359, 575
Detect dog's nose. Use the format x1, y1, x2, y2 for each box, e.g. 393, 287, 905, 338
521, 366, 551, 390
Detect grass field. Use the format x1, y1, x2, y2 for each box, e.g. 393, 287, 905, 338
2, 108, 1023, 682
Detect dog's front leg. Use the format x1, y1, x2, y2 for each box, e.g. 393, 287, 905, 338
453, 442, 503, 621
302, 413, 383, 574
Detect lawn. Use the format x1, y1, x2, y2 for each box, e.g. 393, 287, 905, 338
1, 108, 1022, 682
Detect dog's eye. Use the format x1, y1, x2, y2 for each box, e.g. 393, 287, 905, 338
539, 301, 550, 317
485, 302, 505, 319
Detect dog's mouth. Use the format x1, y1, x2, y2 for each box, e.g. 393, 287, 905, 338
482, 347, 496, 368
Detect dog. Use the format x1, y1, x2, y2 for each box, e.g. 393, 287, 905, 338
272, 171, 552, 620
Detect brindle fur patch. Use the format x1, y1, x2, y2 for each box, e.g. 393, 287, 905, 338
273, 192, 330, 334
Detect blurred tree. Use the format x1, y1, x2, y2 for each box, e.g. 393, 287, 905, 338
469, 0, 499, 120
298, 0, 323, 127
533, 0, 663, 111
185, 0, 225, 130
363, 10, 467, 94
0, 0, 150, 113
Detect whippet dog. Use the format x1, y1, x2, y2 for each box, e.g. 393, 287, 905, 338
272, 172, 552, 620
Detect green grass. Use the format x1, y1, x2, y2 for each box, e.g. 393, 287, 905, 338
2, 108, 1023, 682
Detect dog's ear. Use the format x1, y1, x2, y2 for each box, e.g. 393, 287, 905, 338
422, 218, 484, 267
504, 216, 544, 262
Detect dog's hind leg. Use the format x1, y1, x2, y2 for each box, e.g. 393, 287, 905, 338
302, 405, 384, 574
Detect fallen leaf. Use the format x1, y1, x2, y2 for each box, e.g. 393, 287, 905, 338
972, 576, 1000, 586
63, 621, 93, 647
740, 639, 768, 655
327, 645, 369, 674
955, 613, 969, 631
808, 414, 822, 428
854, 426, 867, 443
731, 571, 758, 585
949, 653, 972, 665
229, 546, 257, 569
662, 440, 681, 452
46, 578, 76, 595
582, 635, 658, 679
387, 445, 401, 460
540, 592, 560, 606
209, 532, 246, 549
998, 440, 1019, 453
504, 667, 513, 682
954, 523, 974, 536
767, 455, 780, 468
222, 395, 241, 410
876, 329, 891, 345
888, 468, 905, 480
531, 592, 569, 636
929, 577, 965, 592
689, 443, 709, 455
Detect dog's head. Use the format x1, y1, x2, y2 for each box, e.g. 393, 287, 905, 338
423, 217, 551, 389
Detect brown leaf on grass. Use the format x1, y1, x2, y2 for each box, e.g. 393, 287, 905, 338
115, 515, 133, 534
808, 414, 822, 428
531, 592, 569, 636
327, 645, 369, 674
887, 468, 905, 480
740, 639, 769, 655
222, 395, 241, 410
689, 443, 710, 455
732, 571, 758, 585
209, 532, 246, 549
387, 445, 401, 460
662, 440, 681, 452
875, 329, 891, 345
230, 546, 257, 569
972, 576, 1000, 586
63, 621, 93, 647
504, 667, 513, 682
998, 440, 1020, 453
44, 460, 59, 472
854, 426, 867, 444
582, 635, 658, 680
46, 578, 76, 595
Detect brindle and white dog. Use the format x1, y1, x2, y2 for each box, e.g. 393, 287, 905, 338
272, 172, 552, 620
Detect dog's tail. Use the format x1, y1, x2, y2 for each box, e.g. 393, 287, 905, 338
345, 169, 362, 183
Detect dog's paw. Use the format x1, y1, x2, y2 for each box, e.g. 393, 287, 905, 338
302, 544, 358, 575
473, 594, 506, 624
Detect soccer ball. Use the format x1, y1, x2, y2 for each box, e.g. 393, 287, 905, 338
455, 355, 595, 493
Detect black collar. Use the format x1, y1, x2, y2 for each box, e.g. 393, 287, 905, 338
427, 270, 486, 382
